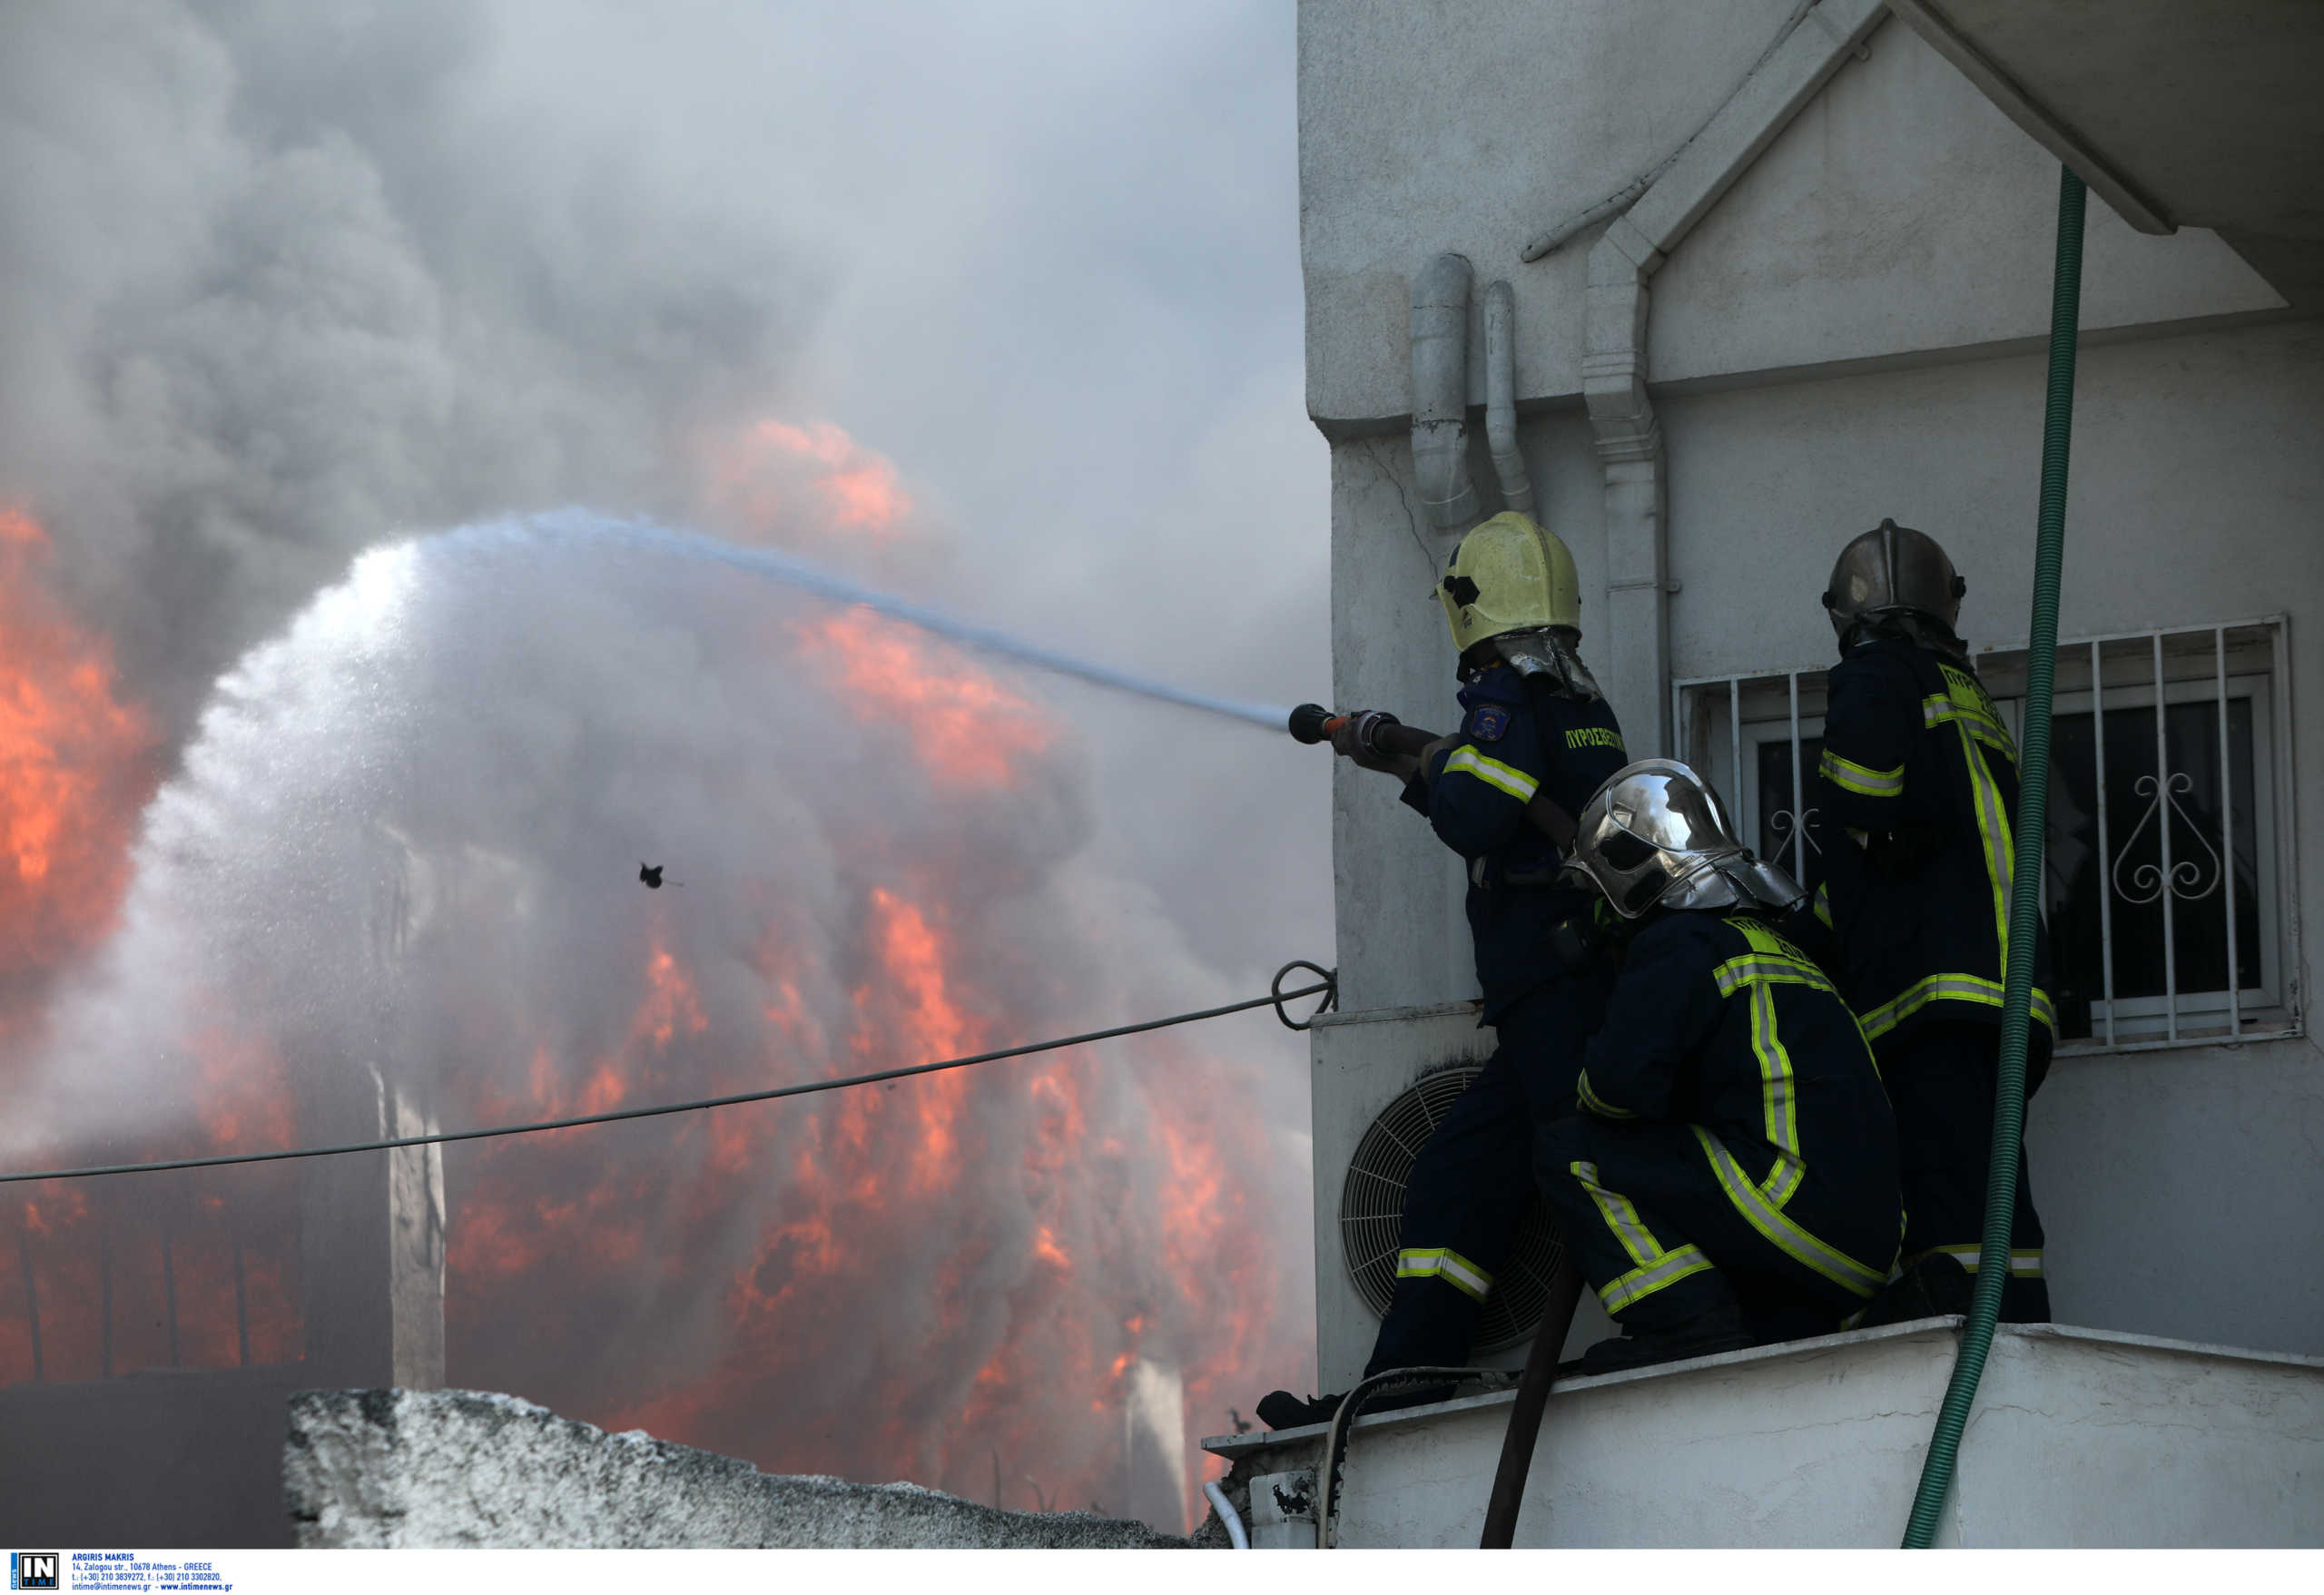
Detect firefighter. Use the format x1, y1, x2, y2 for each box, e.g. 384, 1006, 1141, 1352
1537, 760, 1904, 1371
1810, 519, 2053, 1323
1255, 510, 1629, 1432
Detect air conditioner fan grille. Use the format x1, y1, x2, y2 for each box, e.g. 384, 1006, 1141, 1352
1337, 1064, 1567, 1355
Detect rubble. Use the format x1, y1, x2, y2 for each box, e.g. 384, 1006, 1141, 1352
284, 1388, 1196, 1549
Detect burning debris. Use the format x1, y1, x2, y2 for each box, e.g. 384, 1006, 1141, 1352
1, 504, 1310, 1529
638, 864, 676, 891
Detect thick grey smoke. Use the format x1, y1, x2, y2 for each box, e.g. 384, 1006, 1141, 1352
0, 0, 1326, 994
0, 0, 814, 734
1, 0, 1328, 1520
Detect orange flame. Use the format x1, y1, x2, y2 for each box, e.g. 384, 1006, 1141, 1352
794, 609, 1053, 789
0, 509, 155, 982
704, 418, 913, 543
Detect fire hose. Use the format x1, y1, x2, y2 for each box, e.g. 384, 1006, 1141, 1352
0, 964, 1338, 1185
1900, 163, 2086, 1549
1287, 704, 1577, 848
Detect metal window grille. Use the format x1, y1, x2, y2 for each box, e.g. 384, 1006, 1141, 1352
1673, 616, 2299, 1054
5, 1171, 302, 1387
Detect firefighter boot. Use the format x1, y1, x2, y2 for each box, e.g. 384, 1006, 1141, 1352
1254, 1378, 1459, 1433
1856, 1251, 1974, 1329
1570, 1301, 1753, 1376
1255, 1389, 1342, 1431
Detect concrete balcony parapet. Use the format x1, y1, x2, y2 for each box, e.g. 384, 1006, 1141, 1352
1202, 1318, 2324, 1547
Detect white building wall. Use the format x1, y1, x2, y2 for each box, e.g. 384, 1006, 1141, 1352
1302, 0, 2323, 1383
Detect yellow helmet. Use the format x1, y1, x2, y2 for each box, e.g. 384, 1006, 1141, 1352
1436, 511, 1581, 654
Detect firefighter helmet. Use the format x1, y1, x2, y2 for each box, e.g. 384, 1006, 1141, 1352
1562, 760, 1806, 919
1823, 518, 1966, 643
1437, 511, 1581, 655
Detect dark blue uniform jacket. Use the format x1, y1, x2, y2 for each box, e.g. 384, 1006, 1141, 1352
1400, 664, 1628, 1020
1573, 909, 1903, 1299
1809, 636, 2055, 1058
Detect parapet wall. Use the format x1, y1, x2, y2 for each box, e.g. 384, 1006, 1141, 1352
1206, 1319, 2324, 1547
285, 1388, 1196, 1549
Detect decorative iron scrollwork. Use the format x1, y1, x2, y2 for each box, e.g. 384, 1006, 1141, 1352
1770, 805, 1821, 862
2112, 771, 2223, 905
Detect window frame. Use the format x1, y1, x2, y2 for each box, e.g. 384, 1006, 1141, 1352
2023, 667, 2281, 1042
1673, 615, 2300, 1057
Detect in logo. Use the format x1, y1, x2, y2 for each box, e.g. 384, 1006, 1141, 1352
9, 1552, 58, 1591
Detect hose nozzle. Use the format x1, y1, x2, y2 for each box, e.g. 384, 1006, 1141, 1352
1287, 703, 1335, 744
1290, 704, 1438, 761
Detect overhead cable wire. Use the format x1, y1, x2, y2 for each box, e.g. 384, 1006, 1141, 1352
0, 966, 1337, 1186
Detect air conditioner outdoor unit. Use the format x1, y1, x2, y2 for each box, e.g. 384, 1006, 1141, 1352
1307, 1001, 1613, 1391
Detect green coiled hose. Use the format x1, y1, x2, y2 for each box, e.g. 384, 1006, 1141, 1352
1900, 164, 2088, 1549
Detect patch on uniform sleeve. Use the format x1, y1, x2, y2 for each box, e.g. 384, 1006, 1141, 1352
1466, 704, 1511, 743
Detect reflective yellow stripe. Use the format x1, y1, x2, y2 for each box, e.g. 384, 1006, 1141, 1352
1713, 921, 1814, 1209
1571, 1161, 1717, 1315
1691, 1127, 1886, 1299
1915, 1245, 2044, 1279
1813, 881, 1832, 929
1601, 1245, 1717, 1314
1396, 1245, 1494, 1302
1749, 984, 1807, 1207
1857, 972, 2058, 1041
1569, 1163, 1659, 1269
1938, 666, 2018, 977
1576, 1069, 1638, 1120
1442, 746, 1540, 802
1711, 954, 1838, 998
1923, 678, 2012, 750
1818, 748, 1905, 798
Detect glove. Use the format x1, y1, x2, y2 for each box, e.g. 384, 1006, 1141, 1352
1331, 716, 1417, 777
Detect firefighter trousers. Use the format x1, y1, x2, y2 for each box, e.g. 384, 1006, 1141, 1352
1883, 1019, 2052, 1322
1536, 1116, 1897, 1344
1362, 970, 1610, 1378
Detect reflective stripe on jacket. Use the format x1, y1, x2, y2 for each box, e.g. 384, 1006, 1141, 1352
1400, 664, 1628, 1019
1811, 637, 2055, 1054
1573, 911, 1901, 1299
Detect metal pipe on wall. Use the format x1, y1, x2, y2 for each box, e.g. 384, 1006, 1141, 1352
1410, 253, 1481, 534
1482, 280, 1535, 517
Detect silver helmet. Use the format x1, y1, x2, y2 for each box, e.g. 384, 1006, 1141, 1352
1562, 759, 1807, 920
1823, 518, 1966, 643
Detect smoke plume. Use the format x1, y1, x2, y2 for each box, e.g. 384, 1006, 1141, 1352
0, 0, 1323, 1528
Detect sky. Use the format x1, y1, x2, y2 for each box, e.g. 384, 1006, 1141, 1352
0, 0, 1331, 1522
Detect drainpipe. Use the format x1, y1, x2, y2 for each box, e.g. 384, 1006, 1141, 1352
1583, 222, 1671, 753
1410, 253, 1482, 535
1482, 280, 1535, 517
1561, 0, 1887, 754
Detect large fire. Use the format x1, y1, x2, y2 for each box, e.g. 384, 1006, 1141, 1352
0, 510, 154, 996
0, 510, 300, 1388
0, 436, 1305, 1531
443, 596, 1287, 1518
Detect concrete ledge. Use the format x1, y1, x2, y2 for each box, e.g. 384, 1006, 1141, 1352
1204, 1320, 2324, 1546
284, 1389, 1190, 1548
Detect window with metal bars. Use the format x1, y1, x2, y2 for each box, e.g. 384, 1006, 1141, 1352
1672, 617, 2299, 1052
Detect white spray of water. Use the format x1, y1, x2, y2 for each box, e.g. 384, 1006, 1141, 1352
13, 518, 1312, 1522
458, 508, 1295, 733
